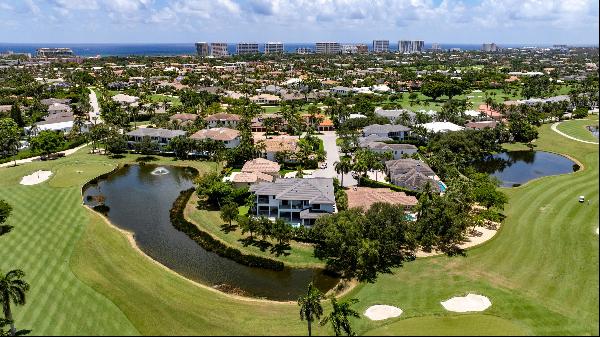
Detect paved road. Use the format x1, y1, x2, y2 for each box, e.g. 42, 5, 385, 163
312, 131, 357, 187
88, 88, 102, 123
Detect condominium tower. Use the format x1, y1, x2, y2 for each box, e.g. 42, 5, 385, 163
210, 43, 229, 57
236, 43, 260, 55
482, 43, 499, 52
315, 42, 341, 54
398, 40, 424, 53
195, 42, 210, 56
372, 40, 390, 53
264, 42, 284, 54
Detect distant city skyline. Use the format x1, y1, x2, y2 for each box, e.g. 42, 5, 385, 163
0, 0, 598, 44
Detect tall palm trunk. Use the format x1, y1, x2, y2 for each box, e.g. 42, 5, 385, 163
340, 172, 344, 188
2, 300, 15, 336
307, 318, 312, 336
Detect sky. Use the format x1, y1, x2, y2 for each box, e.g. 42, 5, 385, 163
0, 0, 598, 44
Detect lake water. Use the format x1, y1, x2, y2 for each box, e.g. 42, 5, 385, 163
476, 151, 578, 187
83, 164, 337, 300
587, 125, 599, 138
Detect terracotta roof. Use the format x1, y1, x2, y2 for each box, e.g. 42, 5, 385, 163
256, 136, 299, 153
478, 104, 502, 119
170, 113, 198, 122
242, 158, 280, 174
204, 113, 241, 122
232, 172, 274, 184
190, 127, 240, 141
346, 187, 418, 210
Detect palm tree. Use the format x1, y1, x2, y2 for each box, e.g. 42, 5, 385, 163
298, 282, 324, 336
334, 157, 352, 187
0, 270, 30, 336
320, 298, 360, 336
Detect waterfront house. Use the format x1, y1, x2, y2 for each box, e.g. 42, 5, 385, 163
190, 127, 240, 149
126, 128, 186, 151
249, 178, 336, 226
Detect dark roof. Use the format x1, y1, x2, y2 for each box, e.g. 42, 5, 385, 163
250, 178, 335, 205
126, 128, 186, 138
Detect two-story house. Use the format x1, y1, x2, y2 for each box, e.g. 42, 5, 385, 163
249, 178, 336, 226
190, 127, 240, 148
204, 113, 241, 129
363, 124, 411, 140
126, 128, 186, 151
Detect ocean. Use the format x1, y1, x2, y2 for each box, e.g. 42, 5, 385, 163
0, 42, 580, 57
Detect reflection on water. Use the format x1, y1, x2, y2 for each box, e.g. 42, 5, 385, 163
83, 164, 337, 300
475, 151, 577, 187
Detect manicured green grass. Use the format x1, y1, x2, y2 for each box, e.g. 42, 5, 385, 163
1, 121, 597, 335
149, 94, 182, 106
556, 118, 599, 143
0, 150, 219, 335
348, 123, 598, 335
185, 194, 324, 268
364, 315, 528, 336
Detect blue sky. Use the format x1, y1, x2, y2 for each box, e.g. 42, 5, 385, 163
0, 0, 598, 44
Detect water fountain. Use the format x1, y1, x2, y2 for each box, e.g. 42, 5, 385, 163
151, 167, 170, 176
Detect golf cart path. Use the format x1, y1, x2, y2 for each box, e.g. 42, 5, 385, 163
551, 122, 598, 145
0, 143, 90, 168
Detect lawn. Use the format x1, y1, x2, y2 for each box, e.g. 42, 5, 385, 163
0, 121, 597, 335
556, 118, 599, 143
185, 194, 324, 268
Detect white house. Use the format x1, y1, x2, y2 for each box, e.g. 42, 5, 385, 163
420, 122, 464, 133
249, 178, 336, 226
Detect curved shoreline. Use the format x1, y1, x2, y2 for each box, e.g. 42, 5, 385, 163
80, 164, 356, 303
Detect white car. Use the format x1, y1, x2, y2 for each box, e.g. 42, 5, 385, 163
579, 196, 585, 203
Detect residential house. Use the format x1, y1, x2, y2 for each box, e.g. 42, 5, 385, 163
169, 113, 198, 127
346, 187, 418, 210
385, 159, 441, 192
112, 93, 139, 107
249, 178, 336, 226
363, 142, 418, 160
190, 127, 240, 149
255, 135, 299, 161
204, 113, 241, 129
363, 124, 411, 140
329, 86, 352, 95
250, 93, 281, 105
420, 121, 464, 133
465, 121, 498, 130
231, 158, 281, 188
126, 128, 186, 151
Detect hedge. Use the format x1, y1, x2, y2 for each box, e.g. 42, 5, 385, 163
170, 189, 285, 271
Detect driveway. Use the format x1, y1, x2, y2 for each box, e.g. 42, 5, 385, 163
311, 131, 357, 187
88, 88, 102, 123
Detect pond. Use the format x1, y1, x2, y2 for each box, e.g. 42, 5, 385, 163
587, 125, 599, 139
83, 164, 337, 301
475, 151, 578, 187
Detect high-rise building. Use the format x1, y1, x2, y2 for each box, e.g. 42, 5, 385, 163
356, 44, 369, 54
315, 42, 341, 54
195, 42, 210, 56
398, 40, 424, 53
430, 43, 442, 51
264, 42, 284, 54
372, 40, 390, 53
36, 48, 75, 58
210, 43, 229, 57
296, 47, 313, 54
236, 43, 259, 55
481, 43, 499, 52
341, 44, 358, 54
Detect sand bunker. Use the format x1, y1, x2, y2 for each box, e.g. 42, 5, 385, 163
364, 305, 403, 320
20, 170, 52, 185
441, 293, 491, 312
